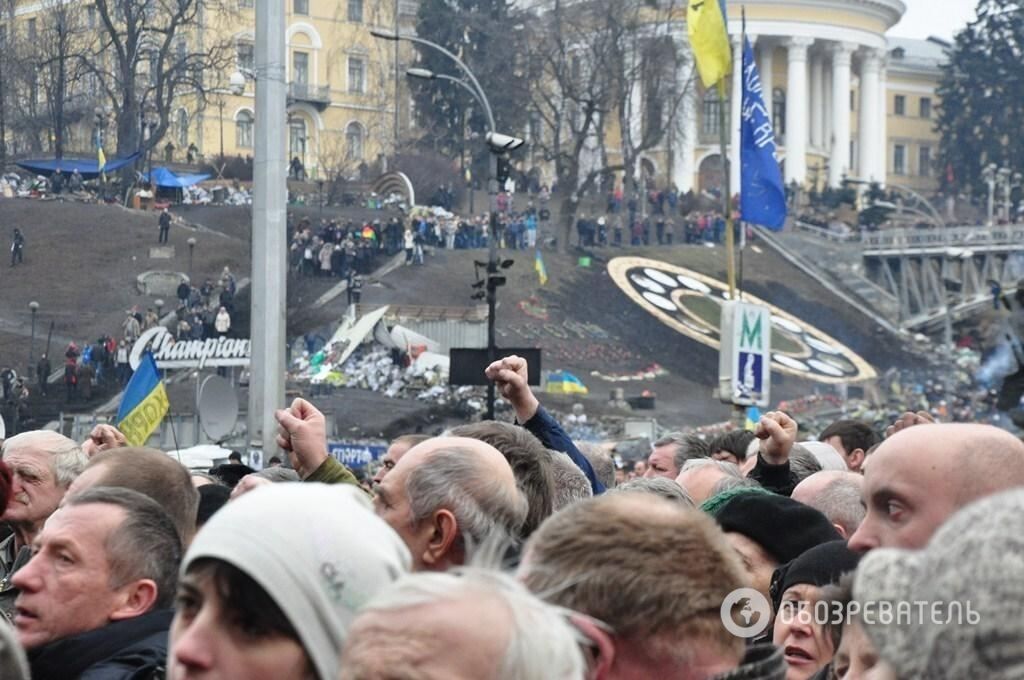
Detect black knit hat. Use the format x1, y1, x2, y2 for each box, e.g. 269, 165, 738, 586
769, 540, 862, 612
713, 493, 841, 565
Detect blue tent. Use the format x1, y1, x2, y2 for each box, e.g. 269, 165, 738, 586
142, 166, 210, 188
16, 153, 141, 179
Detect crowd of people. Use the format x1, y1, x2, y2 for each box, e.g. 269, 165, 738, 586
0, 352, 1019, 679
173, 267, 236, 344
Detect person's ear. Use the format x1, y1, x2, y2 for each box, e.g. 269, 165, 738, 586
421, 509, 460, 568
570, 614, 615, 680
109, 579, 159, 622
849, 448, 866, 471
832, 522, 848, 539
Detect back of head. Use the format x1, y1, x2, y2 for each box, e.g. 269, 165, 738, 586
448, 421, 555, 539
713, 492, 842, 564
792, 471, 865, 537
185, 483, 411, 680
788, 444, 824, 482
66, 486, 182, 610
86, 448, 199, 545
343, 567, 587, 680
710, 430, 756, 462
575, 441, 616, 489
253, 467, 301, 483
819, 419, 879, 456
548, 451, 592, 511
612, 476, 695, 507
653, 432, 710, 470
520, 494, 746, 664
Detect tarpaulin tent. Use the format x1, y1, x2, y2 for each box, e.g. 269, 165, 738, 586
16, 153, 141, 179
142, 167, 211, 188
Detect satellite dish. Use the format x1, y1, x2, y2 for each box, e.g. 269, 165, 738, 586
197, 375, 239, 442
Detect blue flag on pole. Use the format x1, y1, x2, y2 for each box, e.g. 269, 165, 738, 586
740, 37, 787, 231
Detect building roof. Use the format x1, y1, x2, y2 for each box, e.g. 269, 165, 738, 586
886, 36, 949, 73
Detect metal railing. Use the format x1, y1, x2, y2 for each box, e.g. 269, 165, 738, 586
861, 225, 1024, 251
288, 82, 330, 103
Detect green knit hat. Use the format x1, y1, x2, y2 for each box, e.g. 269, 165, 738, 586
700, 485, 775, 515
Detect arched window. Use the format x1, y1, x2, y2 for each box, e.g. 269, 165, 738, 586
235, 110, 253, 148
176, 108, 189, 147
772, 88, 786, 138
345, 121, 364, 161
289, 117, 307, 160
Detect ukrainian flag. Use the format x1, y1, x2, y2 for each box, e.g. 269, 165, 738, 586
546, 371, 589, 395
116, 352, 169, 446
97, 145, 106, 181
535, 249, 548, 286
687, 0, 732, 89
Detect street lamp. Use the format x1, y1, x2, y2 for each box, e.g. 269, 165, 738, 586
983, 163, 998, 226
998, 167, 1012, 222
27, 301, 39, 379
377, 29, 524, 419
187, 237, 196, 275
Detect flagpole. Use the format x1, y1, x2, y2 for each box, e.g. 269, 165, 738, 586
737, 9, 746, 298
717, 76, 736, 300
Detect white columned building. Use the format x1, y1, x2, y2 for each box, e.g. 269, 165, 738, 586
858, 49, 883, 182
759, 40, 774, 125
829, 42, 855, 187
809, 53, 824, 149
784, 37, 812, 185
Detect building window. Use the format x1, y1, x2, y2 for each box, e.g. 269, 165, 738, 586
289, 117, 307, 160
237, 43, 254, 73
850, 140, 856, 172
293, 0, 308, 14
27, 18, 35, 41
239, 0, 253, 7
177, 108, 188, 146
701, 89, 727, 138
528, 112, 542, 143
346, 121, 364, 161
772, 88, 786, 137
293, 51, 309, 85
348, 0, 362, 21
920, 97, 932, 119
894, 144, 906, 175
348, 56, 365, 93
894, 95, 905, 116
236, 110, 254, 148
919, 146, 932, 177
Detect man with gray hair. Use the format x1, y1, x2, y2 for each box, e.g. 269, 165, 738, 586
645, 432, 710, 479
13, 486, 181, 677
373, 436, 528, 571
791, 470, 865, 538
675, 458, 756, 505
341, 567, 588, 679
612, 476, 696, 507
0, 431, 87, 618
549, 451, 593, 511
577, 441, 616, 489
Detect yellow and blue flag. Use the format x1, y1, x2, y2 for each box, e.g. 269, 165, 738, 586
546, 371, 588, 395
116, 352, 169, 446
535, 249, 548, 286
97, 144, 107, 181
687, 0, 732, 88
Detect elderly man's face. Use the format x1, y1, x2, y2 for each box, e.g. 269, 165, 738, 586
3, 447, 66, 527
11, 503, 130, 649
371, 450, 430, 569
644, 445, 679, 479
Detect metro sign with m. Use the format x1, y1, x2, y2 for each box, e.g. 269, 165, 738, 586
719, 301, 772, 407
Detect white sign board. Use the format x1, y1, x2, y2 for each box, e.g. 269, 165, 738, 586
718, 300, 771, 407
130, 326, 251, 370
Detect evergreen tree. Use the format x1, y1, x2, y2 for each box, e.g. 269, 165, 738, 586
937, 0, 1024, 196
412, 0, 529, 166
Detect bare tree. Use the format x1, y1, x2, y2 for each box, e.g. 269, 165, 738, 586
525, 0, 693, 251
37, 0, 90, 159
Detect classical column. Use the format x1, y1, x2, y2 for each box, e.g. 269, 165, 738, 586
810, 53, 824, 149
877, 62, 888, 185
758, 39, 774, 125
673, 52, 698, 193
858, 49, 882, 182
729, 36, 742, 196
829, 42, 856, 187
823, 57, 833, 149
784, 37, 812, 186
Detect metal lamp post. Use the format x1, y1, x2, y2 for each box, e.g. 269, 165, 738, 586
378, 31, 524, 419
27, 301, 39, 379
998, 167, 1012, 222
187, 237, 196, 275
983, 163, 997, 227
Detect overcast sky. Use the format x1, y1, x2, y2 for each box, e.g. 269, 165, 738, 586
889, 0, 978, 41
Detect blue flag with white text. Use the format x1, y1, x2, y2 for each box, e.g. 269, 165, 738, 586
740, 37, 787, 231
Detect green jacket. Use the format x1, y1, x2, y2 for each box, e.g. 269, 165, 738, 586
305, 456, 360, 487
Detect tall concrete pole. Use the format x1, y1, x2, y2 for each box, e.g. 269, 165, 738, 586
248, 0, 287, 457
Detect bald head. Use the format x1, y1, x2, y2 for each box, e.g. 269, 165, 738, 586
849, 424, 1024, 551
373, 436, 526, 570
791, 470, 864, 538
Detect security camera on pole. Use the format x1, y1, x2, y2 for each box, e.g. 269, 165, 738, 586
374, 29, 524, 419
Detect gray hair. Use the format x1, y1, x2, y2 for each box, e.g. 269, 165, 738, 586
357, 567, 588, 680
65, 486, 182, 609
612, 476, 695, 507
653, 432, 710, 471
576, 442, 616, 489
406, 446, 528, 559
679, 457, 759, 497
2, 430, 87, 487
789, 444, 824, 483
806, 476, 866, 536
254, 467, 300, 483
549, 451, 592, 512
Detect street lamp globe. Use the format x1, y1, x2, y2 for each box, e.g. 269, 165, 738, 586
229, 71, 247, 95
28, 301, 39, 313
